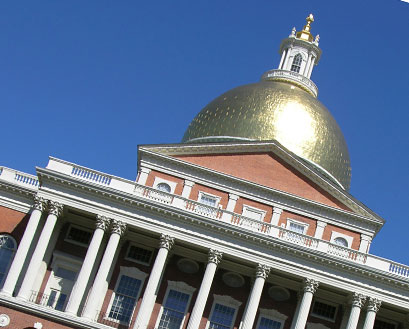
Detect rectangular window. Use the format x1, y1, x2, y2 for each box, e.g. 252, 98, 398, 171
374, 320, 396, 329
126, 245, 153, 265
158, 289, 190, 329
311, 300, 337, 321
109, 275, 142, 323
288, 221, 307, 234
209, 303, 236, 329
257, 317, 282, 329
199, 194, 218, 207
65, 225, 92, 246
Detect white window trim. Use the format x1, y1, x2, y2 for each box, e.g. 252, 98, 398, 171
256, 308, 287, 329
64, 224, 93, 248
105, 266, 148, 324
154, 280, 196, 329
374, 318, 398, 329
153, 177, 177, 194
43, 251, 83, 310
330, 231, 353, 248
0, 234, 17, 286
286, 218, 309, 234
242, 204, 266, 221
205, 294, 242, 329
124, 243, 154, 266
310, 299, 338, 323
198, 191, 221, 208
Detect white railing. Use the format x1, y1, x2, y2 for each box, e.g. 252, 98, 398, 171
71, 166, 112, 186
0, 167, 39, 190
278, 227, 319, 249
327, 243, 367, 264
261, 69, 318, 97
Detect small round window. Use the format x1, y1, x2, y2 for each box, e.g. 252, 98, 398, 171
156, 182, 171, 193
333, 237, 348, 247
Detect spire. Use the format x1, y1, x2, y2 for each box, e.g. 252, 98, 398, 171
296, 14, 315, 42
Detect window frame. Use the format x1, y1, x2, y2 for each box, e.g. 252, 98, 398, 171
286, 219, 309, 235
124, 243, 154, 266
242, 204, 266, 222
291, 53, 303, 73
153, 177, 177, 194
154, 280, 196, 329
310, 298, 338, 322
64, 224, 93, 248
330, 231, 353, 249
255, 308, 287, 329
0, 234, 17, 287
105, 266, 148, 325
205, 294, 242, 329
198, 191, 221, 208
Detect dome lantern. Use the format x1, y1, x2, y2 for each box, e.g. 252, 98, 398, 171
263, 14, 322, 97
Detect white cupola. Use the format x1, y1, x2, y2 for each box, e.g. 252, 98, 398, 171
261, 14, 322, 97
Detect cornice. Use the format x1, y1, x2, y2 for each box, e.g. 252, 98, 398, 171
36, 166, 409, 296
139, 150, 381, 234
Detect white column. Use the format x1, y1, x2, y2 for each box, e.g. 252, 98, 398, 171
65, 215, 110, 315
362, 298, 381, 329
82, 220, 127, 320
241, 264, 270, 329
133, 234, 175, 329
292, 278, 319, 329
137, 167, 151, 185
187, 249, 223, 329
279, 49, 287, 69
283, 47, 292, 70
307, 57, 316, 78
222, 194, 239, 222
270, 207, 282, 237
345, 293, 366, 329
359, 234, 372, 253
181, 180, 195, 198
303, 53, 312, 76
1, 196, 45, 296
314, 221, 327, 239
17, 201, 63, 301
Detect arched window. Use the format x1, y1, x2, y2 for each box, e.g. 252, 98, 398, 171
291, 54, 302, 73
0, 235, 17, 285
156, 182, 171, 193
333, 237, 348, 248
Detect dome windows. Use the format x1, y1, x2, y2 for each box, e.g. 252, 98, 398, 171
291, 54, 303, 73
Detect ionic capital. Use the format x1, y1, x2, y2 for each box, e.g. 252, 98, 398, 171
48, 201, 63, 217
33, 196, 46, 211
302, 278, 319, 294
350, 292, 366, 308
255, 264, 271, 279
366, 297, 381, 313
111, 220, 127, 236
159, 234, 175, 250
208, 249, 223, 265
96, 215, 111, 231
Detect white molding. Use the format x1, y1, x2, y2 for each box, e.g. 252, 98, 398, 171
287, 218, 309, 234
256, 308, 287, 329
153, 176, 177, 194
242, 204, 266, 221
198, 191, 221, 208
206, 295, 242, 329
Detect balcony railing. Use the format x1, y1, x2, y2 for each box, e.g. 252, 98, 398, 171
29, 290, 68, 312
0, 167, 39, 190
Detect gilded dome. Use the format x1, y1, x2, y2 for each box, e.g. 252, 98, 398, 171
182, 81, 351, 190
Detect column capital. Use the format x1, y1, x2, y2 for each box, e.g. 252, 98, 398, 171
208, 249, 223, 265
350, 292, 366, 308
140, 167, 151, 174
111, 220, 127, 236
302, 278, 319, 294
159, 234, 175, 250
184, 179, 195, 187
366, 297, 381, 313
33, 196, 46, 211
228, 193, 239, 201
361, 234, 372, 242
255, 264, 271, 279
96, 215, 111, 231
316, 220, 328, 229
272, 206, 283, 215
48, 201, 63, 217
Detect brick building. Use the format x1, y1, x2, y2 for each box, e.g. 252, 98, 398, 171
0, 15, 408, 329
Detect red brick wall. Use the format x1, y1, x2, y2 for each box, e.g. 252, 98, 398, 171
176, 153, 351, 211
0, 305, 78, 329
145, 170, 184, 195
322, 224, 361, 250
0, 206, 30, 242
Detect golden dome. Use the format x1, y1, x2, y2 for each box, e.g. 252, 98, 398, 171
182, 81, 351, 190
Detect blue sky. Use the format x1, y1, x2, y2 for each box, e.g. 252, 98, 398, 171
0, 1, 408, 264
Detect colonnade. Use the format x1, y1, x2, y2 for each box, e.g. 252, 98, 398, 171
1, 196, 383, 329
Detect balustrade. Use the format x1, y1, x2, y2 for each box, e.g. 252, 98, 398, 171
71, 166, 112, 185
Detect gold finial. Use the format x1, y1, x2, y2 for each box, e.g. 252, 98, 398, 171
296, 13, 315, 42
